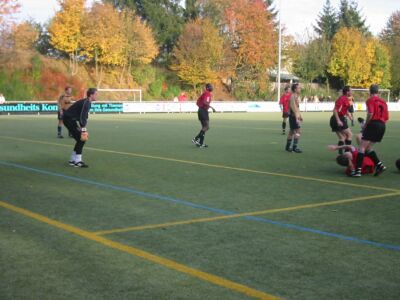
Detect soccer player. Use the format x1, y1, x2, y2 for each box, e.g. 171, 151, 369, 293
328, 136, 375, 176
279, 85, 291, 135
352, 84, 389, 177
57, 86, 74, 138
285, 83, 302, 153
63, 88, 97, 168
192, 83, 216, 148
329, 86, 353, 155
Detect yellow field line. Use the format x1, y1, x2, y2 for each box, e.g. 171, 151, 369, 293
1, 135, 398, 193
0, 200, 279, 300
94, 192, 400, 235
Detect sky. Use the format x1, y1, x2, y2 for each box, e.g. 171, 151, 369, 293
16, 0, 399, 38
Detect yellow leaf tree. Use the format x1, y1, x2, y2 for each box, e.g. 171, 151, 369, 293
171, 18, 224, 90
80, 2, 126, 87
329, 27, 391, 88
121, 9, 158, 70
48, 0, 85, 75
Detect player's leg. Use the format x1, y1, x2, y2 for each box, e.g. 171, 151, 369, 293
57, 111, 63, 138
282, 115, 288, 135
352, 139, 370, 177
336, 132, 345, 154
343, 128, 353, 150
292, 128, 302, 153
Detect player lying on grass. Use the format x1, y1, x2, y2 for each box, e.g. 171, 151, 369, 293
328, 142, 375, 176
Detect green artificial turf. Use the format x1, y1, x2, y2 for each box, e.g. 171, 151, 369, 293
0, 112, 399, 299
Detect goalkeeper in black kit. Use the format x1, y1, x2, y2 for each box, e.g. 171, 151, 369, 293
63, 88, 97, 168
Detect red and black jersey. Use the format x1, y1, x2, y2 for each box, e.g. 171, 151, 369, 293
366, 95, 389, 123
346, 148, 375, 175
279, 92, 291, 113
334, 95, 350, 117
197, 90, 212, 110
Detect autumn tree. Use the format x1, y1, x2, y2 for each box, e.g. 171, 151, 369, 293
171, 18, 224, 90
380, 11, 400, 95
80, 2, 126, 86
120, 9, 158, 82
48, 0, 85, 75
11, 21, 38, 51
224, 0, 276, 96
329, 27, 391, 88
106, 0, 184, 54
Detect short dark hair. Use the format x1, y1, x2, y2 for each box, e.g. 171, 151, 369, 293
370, 84, 379, 94
205, 83, 213, 92
336, 155, 349, 166
284, 85, 290, 92
291, 83, 299, 93
87, 88, 97, 98
65, 86, 72, 91
342, 85, 350, 95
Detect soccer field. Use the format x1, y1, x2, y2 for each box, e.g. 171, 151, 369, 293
1, 112, 399, 300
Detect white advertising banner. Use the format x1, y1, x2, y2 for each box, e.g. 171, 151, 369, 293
122, 101, 400, 113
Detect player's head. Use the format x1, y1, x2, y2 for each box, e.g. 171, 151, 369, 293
65, 86, 72, 95
284, 85, 290, 92
336, 155, 349, 166
370, 84, 379, 95
87, 88, 97, 101
291, 83, 300, 93
342, 85, 351, 96
396, 159, 400, 171
205, 83, 213, 92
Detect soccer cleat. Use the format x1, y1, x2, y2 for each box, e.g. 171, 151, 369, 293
282, 132, 286, 135
68, 160, 75, 166
374, 164, 386, 176
357, 117, 364, 124
198, 144, 208, 148
57, 135, 64, 139
192, 138, 201, 146
350, 169, 361, 177
285, 147, 292, 152
292, 148, 302, 153
74, 161, 89, 168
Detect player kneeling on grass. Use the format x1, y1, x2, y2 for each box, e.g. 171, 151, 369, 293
328, 142, 375, 176
192, 83, 216, 148
63, 88, 97, 168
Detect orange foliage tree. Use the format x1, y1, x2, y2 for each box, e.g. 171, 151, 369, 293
11, 22, 38, 51
224, 0, 277, 95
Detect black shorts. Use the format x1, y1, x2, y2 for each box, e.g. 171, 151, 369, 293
348, 105, 354, 113
330, 115, 349, 132
62, 116, 81, 142
198, 108, 209, 127
282, 112, 289, 118
362, 120, 386, 143
289, 115, 300, 130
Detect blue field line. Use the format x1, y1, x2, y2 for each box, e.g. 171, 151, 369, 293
1, 160, 399, 252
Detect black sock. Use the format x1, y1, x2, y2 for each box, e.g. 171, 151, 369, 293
199, 131, 205, 145
356, 152, 365, 171
338, 141, 344, 155
293, 138, 299, 149
366, 151, 381, 166
195, 130, 204, 140
282, 122, 286, 131
57, 126, 62, 135
286, 139, 292, 150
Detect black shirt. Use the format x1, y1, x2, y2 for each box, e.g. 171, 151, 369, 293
64, 98, 91, 127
